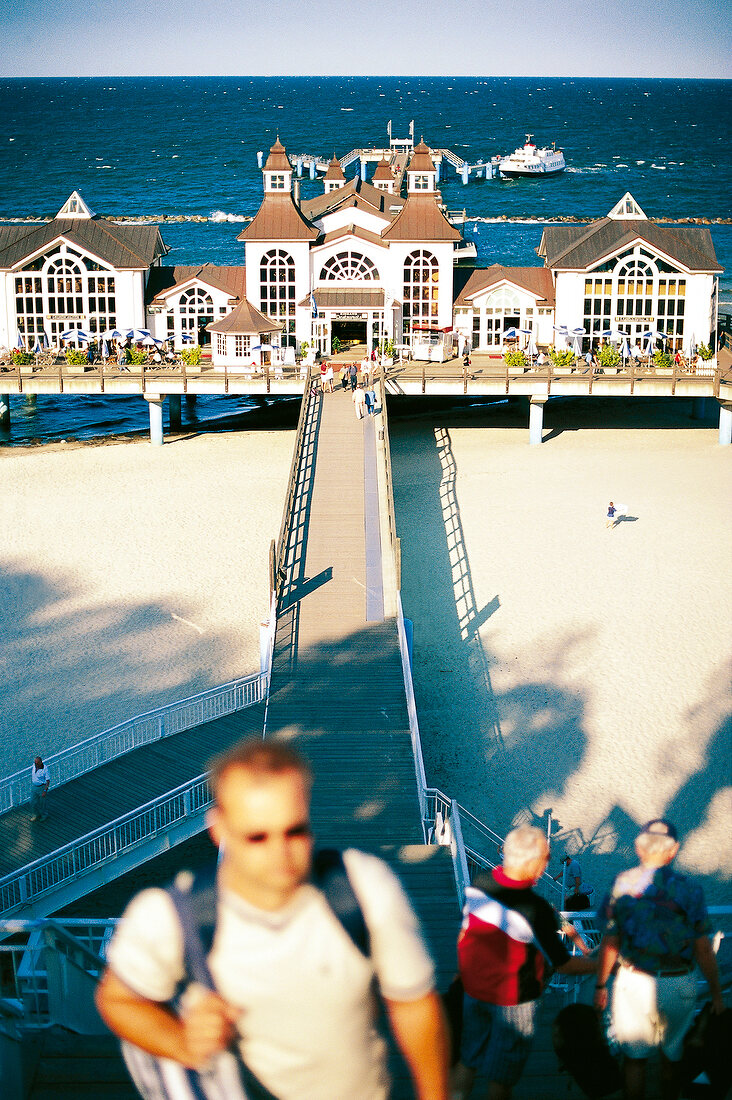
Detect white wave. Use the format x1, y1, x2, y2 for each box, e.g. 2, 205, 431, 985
210, 210, 249, 223
95, 165, 113, 170
616, 163, 629, 168
650, 164, 667, 170
340, 108, 354, 112
636, 160, 646, 165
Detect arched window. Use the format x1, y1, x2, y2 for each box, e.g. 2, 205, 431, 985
14, 249, 116, 346
260, 249, 296, 348
319, 252, 379, 281
178, 287, 214, 345
403, 250, 438, 335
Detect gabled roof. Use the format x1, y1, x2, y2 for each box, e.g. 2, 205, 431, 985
146, 265, 247, 306
540, 216, 721, 273
607, 193, 646, 220
381, 194, 461, 242
319, 223, 386, 250
57, 191, 95, 219
208, 297, 282, 335
455, 265, 555, 306
298, 288, 391, 309
0, 217, 167, 271
237, 194, 318, 241
300, 179, 404, 224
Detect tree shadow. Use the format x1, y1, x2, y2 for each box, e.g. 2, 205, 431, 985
0, 563, 248, 777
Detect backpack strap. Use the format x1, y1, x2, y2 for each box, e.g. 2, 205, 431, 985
311, 848, 371, 958
168, 866, 219, 990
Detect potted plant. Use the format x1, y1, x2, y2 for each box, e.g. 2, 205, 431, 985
504, 347, 527, 370
652, 348, 673, 373
598, 343, 620, 373
697, 342, 713, 361
332, 336, 342, 354
181, 345, 203, 373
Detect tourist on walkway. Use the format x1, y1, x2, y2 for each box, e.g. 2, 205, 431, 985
324, 362, 334, 392
353, 384, 366, 419
606, 501, 618, 529
339, 365, 349, 390
594, 819, 725, 1100
96, 739, 449, 1100
349, 362, 358, 391
451, 825, 597, 1100
367, 384, 377, 416
554, 853, 593, 910
30, 756, 50, 821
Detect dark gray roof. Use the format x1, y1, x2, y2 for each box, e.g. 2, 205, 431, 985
146, 265, 246, 305
0, 217, 166, 270
540, 218, 721, 273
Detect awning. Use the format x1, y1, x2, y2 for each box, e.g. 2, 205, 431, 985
298, 289, 400, 310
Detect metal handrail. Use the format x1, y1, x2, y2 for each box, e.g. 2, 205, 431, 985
0, 770, 213, 916
0, 671, 265, 814
379, 368, 401, 587
272, 365, 315, 601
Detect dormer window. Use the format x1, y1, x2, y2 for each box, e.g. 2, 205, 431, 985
413, 174, 431, 190
269, 174, 286, 190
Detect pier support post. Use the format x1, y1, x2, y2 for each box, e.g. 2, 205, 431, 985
257, 151, 263, 169
309, 160, 316, 180
529, 396, 546, 445
691, 396, 708, 420
718, 401, 732, 446
435, 159, 441, 183
0, 395, 10, 430
360, 157, 367, 180
461, 161, 469, 185
145, 393, 165, 446
296, 156, 303, 177
185, 394, 197, 410
169, 394, 181, 431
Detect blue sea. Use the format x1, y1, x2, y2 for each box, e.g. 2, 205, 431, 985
1, 76, 730, 445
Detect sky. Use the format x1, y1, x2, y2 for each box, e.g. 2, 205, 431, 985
0, 0, 729, 79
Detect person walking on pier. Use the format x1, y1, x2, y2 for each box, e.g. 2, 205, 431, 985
353, 384, 366, 419
349, 362, 358, 391
96, 739, 450, 1100
593, 819, 725, 1100
452, 825, 597, 1100
30, 755, 50, 820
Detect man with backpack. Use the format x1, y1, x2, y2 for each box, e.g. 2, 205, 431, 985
593, 818, 725, 1100
95, 739, 449, 1100
451, 825, 597, 1100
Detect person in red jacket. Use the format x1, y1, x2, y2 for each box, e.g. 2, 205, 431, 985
452, 825, 596, 1100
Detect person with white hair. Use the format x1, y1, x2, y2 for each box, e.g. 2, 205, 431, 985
594, 819, 725, 1100
452, 825, 597, 1100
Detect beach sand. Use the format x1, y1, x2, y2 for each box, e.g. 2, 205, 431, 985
391, 400, 732, 905
2, 401, 731, 908
0, 432, 293, 778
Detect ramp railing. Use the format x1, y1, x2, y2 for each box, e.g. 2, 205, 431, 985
0, 672, 265, 815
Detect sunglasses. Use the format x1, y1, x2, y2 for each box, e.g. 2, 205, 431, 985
243, 822, 312, 845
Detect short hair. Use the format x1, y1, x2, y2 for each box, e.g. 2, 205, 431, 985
502, 825, 549, 872
209, 738, 312, 800
635, 830, 677, 863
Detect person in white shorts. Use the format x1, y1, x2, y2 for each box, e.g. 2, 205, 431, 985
96, 739, 449, 1100
594, 819, 725, 1100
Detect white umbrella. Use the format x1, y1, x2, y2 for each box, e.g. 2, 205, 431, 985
252, 344, 275, 352
503, 327, 519, 341
141, 336, 157, 346
15, 331, 25, 350
32, 336, 42, 353
572, 333, 583, 357
620, 339, 632, 360
181, 333, 195, 344
526, 336, 537, 359
102, 340, 110, 359
133, 328, 152, 341
553, 325, 568, 334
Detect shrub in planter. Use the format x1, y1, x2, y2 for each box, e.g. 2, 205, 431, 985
126, 347, 147, 366
331, 336, 342, 353
65, 347, 88, 365
181, 346, 202, 366
697, 343, 713, 361
548, 346, 575, 368
598, 343, 620, 370
12, 350, 35, 365
504, 348, 527, 368
653, 349, 673, 370
300, 341, 310, 356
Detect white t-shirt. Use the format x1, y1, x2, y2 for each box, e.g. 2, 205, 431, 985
106, 849, 435, 1100
31, 765, 50, 787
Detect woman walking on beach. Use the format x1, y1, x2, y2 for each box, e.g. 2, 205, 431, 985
606, 501, 618, 529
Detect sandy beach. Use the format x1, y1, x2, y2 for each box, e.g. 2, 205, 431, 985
1, 400, 730, 908
392, 399, 732, 905
0, 432, 293, 777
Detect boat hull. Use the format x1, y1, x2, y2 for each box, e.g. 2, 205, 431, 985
499, 166, 565, 179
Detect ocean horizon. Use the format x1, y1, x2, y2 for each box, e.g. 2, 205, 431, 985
1, 75, 729, 444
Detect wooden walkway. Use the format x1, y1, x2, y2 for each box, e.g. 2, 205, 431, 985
264, 387, 460, 998
0, 704, 265, 888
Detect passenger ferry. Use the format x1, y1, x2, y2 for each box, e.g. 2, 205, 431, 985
499, 135, 566, 178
